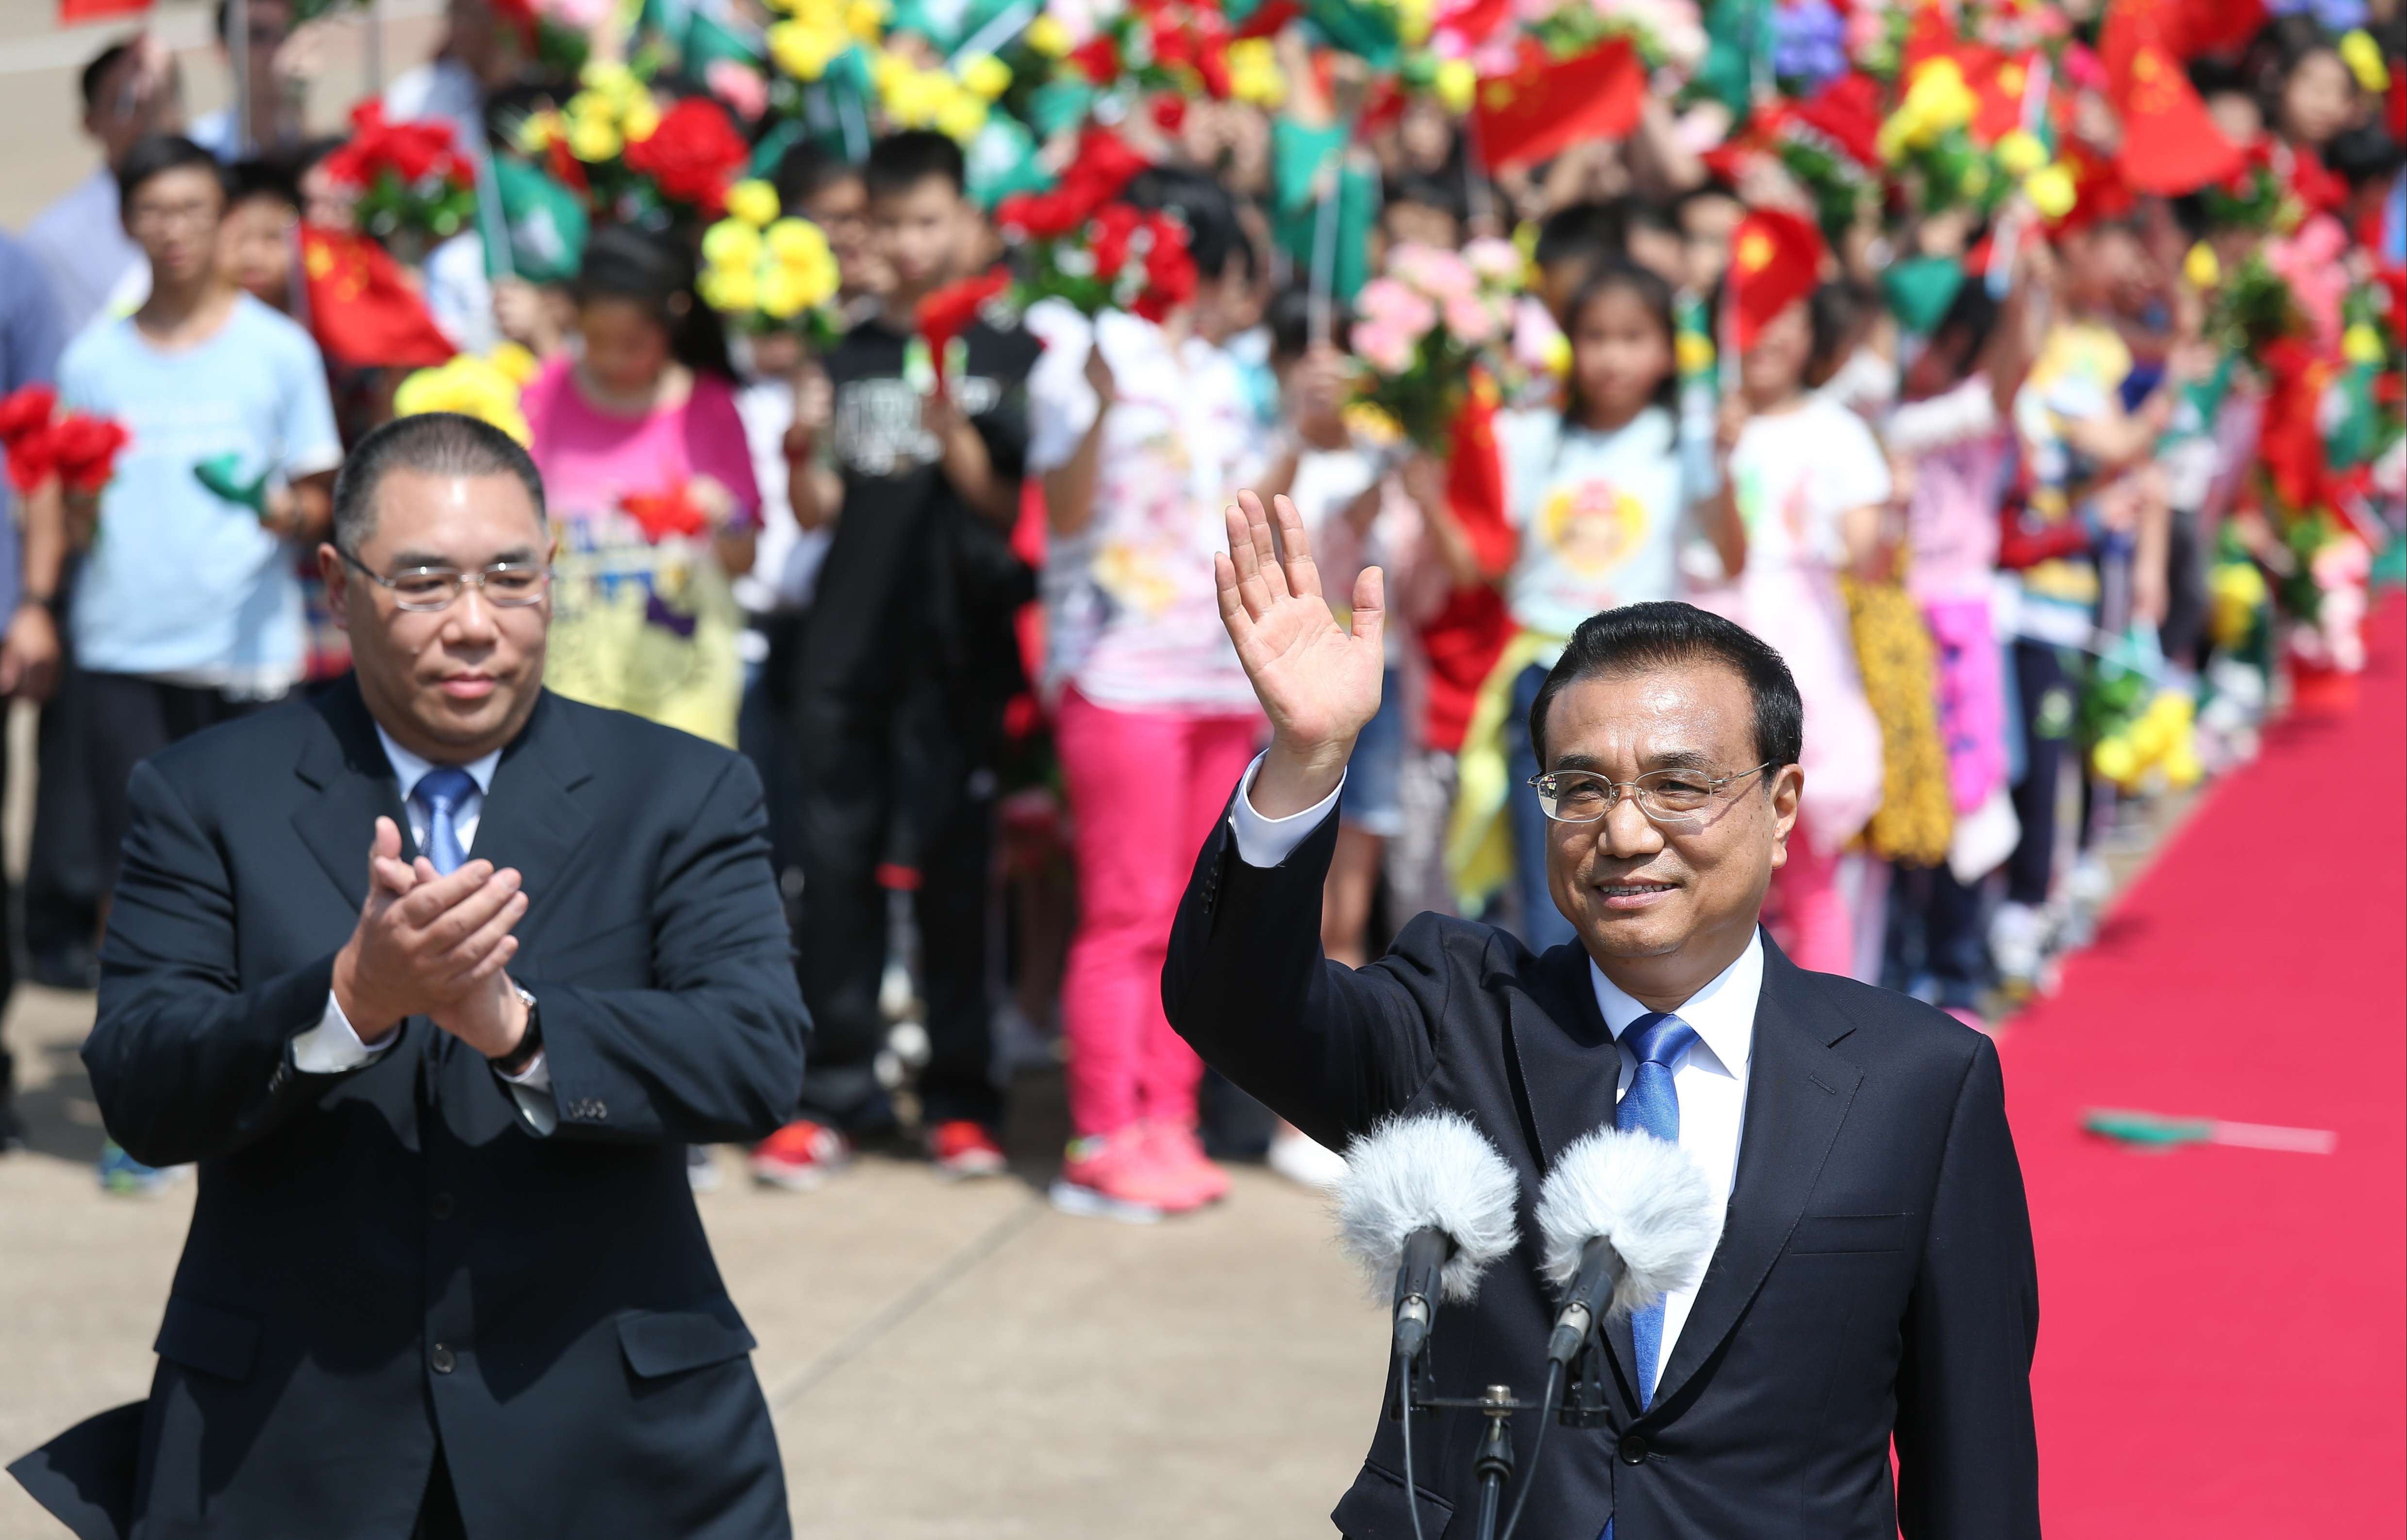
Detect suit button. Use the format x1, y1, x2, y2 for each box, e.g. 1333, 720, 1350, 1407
430, 1192, 454, 1221
430, 1343, 456, 1374
1618, 1435, 1648, 1465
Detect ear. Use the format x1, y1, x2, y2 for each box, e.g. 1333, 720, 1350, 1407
317, 541, 351, 631
1767, 763, 1804, 869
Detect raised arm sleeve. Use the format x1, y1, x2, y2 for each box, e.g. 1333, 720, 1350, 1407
1893, 1035, 2042, 1540
514, 754, 810, 1145
1162, 792, 1446, 1153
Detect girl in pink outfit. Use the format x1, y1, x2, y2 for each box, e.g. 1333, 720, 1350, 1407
1716, 294, 1891, 976
523, 226, 761, 747
1025, 193, 1268, 1223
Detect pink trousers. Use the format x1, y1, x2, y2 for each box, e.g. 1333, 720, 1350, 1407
1055, 689, 1263, 1139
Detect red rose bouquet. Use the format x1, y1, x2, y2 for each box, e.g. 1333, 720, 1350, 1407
0, 385, 129, 496
997, 130, 1197, 322
323, 102, 478, 253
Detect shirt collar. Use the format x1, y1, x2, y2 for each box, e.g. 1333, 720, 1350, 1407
1589, 931, 1764, 1079
375, 722, 502, 802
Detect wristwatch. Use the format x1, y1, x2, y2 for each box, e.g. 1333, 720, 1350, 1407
489, 985, 544, 1077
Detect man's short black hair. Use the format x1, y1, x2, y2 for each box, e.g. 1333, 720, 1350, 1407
1267, 284, 1347, 361
117, 135, 231, 217
1527, 602, 1805, 772
775, 140, 863, 210
864, 130, 966, 199
82, 42, 134, 112
1535, 199, 1622, 274
333, 412, 548, 555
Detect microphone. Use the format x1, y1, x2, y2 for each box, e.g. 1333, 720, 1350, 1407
1533, 1126, 1719, 1366
1336, 1111, 1521, 1364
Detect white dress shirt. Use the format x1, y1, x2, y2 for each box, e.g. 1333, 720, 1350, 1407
1226, 751, 1762, 1393
288, 727, 557, 1134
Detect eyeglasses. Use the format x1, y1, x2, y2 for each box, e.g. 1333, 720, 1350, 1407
340, 549, 551, 613
1526, 764, 1775, 829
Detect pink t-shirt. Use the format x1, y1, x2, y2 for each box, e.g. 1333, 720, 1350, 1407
522, 356, 762, 530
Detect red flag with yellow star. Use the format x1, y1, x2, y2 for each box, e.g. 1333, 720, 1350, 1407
299, 225, 457, 370
1471, 39, 1645, 172
1728, 209, 1823, 352
2101, 0, 2243, 193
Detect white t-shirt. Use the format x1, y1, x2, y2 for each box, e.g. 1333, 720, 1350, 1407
1726, 394, 1891, 575
1026, 303, 1267, 715
1497, 404, 1694, 645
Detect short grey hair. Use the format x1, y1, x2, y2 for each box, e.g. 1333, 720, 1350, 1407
331, 412, 547, 554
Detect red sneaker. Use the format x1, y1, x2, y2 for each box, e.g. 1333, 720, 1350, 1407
749, 1121, 852, 1191
1143, 1121, 1231, 1213
927, 1120, 1007, 1180
1048, 1128, 1167, 1224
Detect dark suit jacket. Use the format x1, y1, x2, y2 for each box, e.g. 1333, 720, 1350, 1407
11, 680, 809, 1540
1164, 803, 2040, 1540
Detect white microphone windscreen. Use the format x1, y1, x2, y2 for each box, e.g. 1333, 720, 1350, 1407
1534, 1125, 1719, 1320
1335, 1110, 1522, 1303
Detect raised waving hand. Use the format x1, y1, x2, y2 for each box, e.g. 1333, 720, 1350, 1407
1216, 490, 1385, 818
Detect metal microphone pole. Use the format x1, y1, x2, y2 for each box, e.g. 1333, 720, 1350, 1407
1470, 1385, 1517, 1540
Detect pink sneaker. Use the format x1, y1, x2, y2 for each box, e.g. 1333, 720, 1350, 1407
1143, 1121, 1230, 1212
1049, 1128, 1167, 1224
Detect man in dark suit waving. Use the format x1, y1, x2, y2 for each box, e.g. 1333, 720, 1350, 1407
1165, 492, 2039, 1539
10, 413, 809, 1539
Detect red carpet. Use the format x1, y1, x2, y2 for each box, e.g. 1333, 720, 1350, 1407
2002, 601, 2407, 1535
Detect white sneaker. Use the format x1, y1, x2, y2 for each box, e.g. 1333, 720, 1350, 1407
1267, 1130, 1350, 1191
1990, 901, 2046, 994
686, 1145, 722, 1192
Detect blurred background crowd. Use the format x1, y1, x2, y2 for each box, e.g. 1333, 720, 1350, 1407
0, 0, 2400, 1222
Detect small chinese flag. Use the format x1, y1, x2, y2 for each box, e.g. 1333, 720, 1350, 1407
1471, 39, 1645, 171
2101, 0, 2243, 194
57, 0, 151, 22
1728, 209, 1823, 353
915, 268, 1011, 395
299, 226, 457, 370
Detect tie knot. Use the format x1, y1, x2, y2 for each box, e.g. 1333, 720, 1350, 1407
1624, 1012, 1698, 1070
415, 766, 477, 815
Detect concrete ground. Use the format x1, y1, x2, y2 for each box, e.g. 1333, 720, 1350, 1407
0, 980, 1387, 1540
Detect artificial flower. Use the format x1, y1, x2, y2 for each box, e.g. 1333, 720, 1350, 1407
2183, 242, 2221, 291
393, 354, 532, 443
957, 52, 1012, 100
725, 178, 782, 229
2023, 163, 2077, 220
623, 97, 748, 214
1995, 129, 2047, 177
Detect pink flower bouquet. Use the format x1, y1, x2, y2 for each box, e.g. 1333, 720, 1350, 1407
1349, 239, 1521, 450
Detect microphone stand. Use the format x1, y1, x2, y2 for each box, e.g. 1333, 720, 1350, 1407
1390, 1351, 1546, 1540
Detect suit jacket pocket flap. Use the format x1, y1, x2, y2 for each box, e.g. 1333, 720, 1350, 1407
1331, 1458, 1455, 1539
1789, 1212, 1913, 1254
617, 1305, 757, 1379
153, 1296, 261, 1381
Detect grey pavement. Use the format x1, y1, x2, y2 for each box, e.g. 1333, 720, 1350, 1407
0, 981, 1387, 1539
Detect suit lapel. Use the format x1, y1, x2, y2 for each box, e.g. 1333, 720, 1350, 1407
1643, 938, 1863, 1419
465, 692, 593, 948
1503, 942, 1643, 1407
291, 678, 413, 908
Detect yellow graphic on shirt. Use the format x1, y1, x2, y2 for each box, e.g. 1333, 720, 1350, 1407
1536, 480, 1649, 576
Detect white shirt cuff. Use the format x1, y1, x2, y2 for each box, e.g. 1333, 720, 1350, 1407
294, 991, 401, 1074
1227, 752, 1345, 869
494, 1049, 558, 1136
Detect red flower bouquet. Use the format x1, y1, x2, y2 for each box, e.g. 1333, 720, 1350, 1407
324, 102, 478, 252
623, 98, 749, 217
996, 130, 1193, 322
0, 385, 129, 496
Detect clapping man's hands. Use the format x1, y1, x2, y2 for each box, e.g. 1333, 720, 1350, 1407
1216, 490, 1385, 819
331, 817, 532, 1060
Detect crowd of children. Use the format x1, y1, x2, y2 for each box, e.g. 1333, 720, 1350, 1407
1, 0, 2401, 1222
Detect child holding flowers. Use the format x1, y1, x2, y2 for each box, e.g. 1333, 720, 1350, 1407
523, 224, 761, 748
1024, 167, 1269, 1223
754, 131, 1041, 1190
1452, 259, 1743, 950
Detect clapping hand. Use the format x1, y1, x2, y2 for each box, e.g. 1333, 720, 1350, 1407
331, 817, 531, 1060
1216, 490, 1384, 819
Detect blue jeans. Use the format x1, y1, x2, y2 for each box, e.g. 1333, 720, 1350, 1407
1505, 662, 1576, 954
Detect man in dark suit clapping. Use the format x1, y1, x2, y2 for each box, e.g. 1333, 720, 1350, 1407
1166, 492, 2039, 1540
10, 412, 809, 1540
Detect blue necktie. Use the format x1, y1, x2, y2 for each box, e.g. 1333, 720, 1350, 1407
1620, 1011, 1698, 1411
414, 767, 477, 876
1601, 1012, 1699, 1540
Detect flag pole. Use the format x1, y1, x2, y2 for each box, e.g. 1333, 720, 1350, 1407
231, 0, 253, 155
1307, 149, 1341, 348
